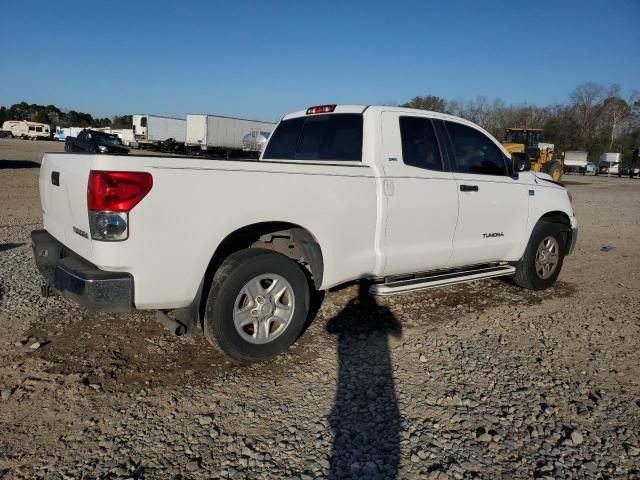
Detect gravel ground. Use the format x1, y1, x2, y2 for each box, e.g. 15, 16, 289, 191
1, 140, 639, 479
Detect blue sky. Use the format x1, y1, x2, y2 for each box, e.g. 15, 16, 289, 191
1, 0, 638, 121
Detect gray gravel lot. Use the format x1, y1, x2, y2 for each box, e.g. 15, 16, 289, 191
0, 139, 639, 479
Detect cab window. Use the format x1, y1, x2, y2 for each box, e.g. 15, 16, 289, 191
446, 122, 507, 176
399, 116, 443, 171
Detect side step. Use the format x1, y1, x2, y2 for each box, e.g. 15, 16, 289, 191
370, 264, 516, 296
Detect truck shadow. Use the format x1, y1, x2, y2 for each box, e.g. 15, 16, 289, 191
0, 242, 25, 252
0, 160, 41, 169
326, 282, 402, 480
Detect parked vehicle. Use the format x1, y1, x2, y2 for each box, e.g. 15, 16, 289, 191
2, 120, 50, 140
585, 161, 596, 175
64, 129, 129, 154
133, 115, 186, 148
185, 114, 275, 158
616, 164, 640, 178
562, 151, 588, 174
110, 128, 136, 147
54, 127, 86, 142
32, 105, 577, 363
0, 130, 11, 138
159, 137, 186, 154
596, 152, 622, 175
242, 130, 271, 153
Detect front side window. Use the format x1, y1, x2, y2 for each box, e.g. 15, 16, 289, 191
399, 116, 443, 171
263, 114, 363, 162
140, 117, 147, 128
446, 122, 506, 176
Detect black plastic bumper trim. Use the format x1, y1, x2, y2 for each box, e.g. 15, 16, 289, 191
31, 229, 133, 312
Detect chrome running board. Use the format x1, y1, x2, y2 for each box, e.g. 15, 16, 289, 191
370, 264, 516, 296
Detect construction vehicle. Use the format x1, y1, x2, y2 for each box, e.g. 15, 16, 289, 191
502, 128, 563, 181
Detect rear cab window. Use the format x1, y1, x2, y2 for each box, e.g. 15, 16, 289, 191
399, 116, 443, 171
263, 114, 363, 162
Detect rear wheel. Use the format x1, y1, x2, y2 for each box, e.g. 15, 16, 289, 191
204, 248, 311, 363
513, 221, 566, 290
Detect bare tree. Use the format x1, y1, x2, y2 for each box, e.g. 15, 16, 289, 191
600, 94, 631, 150
569, 82, 606, 142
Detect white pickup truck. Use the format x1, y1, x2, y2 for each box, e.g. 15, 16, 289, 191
32, 105, 578, 362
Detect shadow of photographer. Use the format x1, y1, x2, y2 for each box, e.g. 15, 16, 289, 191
326, 281, 403, 479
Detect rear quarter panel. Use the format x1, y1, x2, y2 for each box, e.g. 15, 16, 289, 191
85, 156, 378, 309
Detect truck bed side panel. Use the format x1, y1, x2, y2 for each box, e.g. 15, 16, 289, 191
43, 154, 378, 309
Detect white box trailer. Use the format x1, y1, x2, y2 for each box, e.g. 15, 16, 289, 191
111, 128, 136, 146
186, 114, 276, 156
563, 151, 588, 174
132, 114, 186, 145
54, 126, 85, 141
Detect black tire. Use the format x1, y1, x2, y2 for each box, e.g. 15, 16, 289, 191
204, 248, 311, 363
542, 160, 563, 182
513, 221, 566, 290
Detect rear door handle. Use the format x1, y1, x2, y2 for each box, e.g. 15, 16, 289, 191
460, 184, 478, 192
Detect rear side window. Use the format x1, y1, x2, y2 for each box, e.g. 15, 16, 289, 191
399, 116, 443, 171
263, 114, 363, 162
446, 122, 506, 176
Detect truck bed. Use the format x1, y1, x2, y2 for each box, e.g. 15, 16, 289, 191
39, 152, 379, 309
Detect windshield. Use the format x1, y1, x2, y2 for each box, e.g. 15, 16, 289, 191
95, 132, 123, 146
505, 130, 543, 146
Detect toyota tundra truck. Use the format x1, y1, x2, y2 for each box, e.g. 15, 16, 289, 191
32, 105, 578, 362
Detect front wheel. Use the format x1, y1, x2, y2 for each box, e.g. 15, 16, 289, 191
513, 221, 566, 290
204, 248, 311, 363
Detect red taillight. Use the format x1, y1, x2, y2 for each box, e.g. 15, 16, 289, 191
306, 104, 336, 115
88, 171, 153, 212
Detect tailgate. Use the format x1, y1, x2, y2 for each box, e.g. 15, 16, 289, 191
39, 153, 93, 260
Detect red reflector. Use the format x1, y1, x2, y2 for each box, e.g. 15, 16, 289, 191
88, 171, 153, 212
306, 104, 336, 115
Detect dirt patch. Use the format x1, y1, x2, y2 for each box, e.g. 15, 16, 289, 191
23, 279, 576, 394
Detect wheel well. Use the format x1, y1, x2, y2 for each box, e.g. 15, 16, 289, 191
192, 222, 324, 328
539, 211, 570, 226
538, 211, 573, 252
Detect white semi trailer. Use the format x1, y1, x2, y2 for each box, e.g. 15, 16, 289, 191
562, 151, 588, 174
132, 115, 186, 148
185, 114, 275, 157
54, 127, 86, 141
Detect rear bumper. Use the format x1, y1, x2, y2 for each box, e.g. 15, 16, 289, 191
31, 230, 133, 312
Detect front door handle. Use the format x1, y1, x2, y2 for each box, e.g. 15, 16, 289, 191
460, 184, 479, 192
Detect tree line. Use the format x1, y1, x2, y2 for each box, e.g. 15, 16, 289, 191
401, 82, 640, 163
2, 82, 639, 162
0, 102, 132, 129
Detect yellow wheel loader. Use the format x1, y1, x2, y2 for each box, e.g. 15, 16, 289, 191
502, 128, 563, 182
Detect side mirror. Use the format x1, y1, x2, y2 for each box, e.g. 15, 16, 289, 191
511, 152, 531, 173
